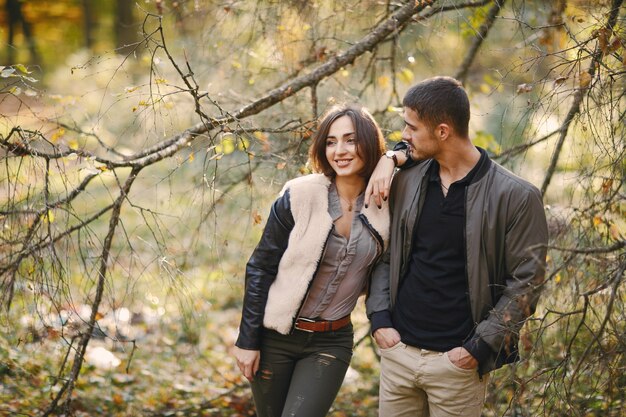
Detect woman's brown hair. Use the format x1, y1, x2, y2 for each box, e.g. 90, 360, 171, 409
308, 105, 385, 179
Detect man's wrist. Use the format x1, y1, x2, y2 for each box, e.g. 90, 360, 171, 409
384, 150, 398, 167
369, 310, 393, 334
462, 337, 492, 368
391, 142, 411, 167
394, 150, 407, 167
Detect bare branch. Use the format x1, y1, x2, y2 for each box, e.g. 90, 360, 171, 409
455, 0, 507, 83
540, 0, 624, 195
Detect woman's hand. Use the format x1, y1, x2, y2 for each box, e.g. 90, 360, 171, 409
234, 346, 261, 381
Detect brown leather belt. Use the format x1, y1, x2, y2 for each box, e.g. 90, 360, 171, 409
294, 315, 351, 333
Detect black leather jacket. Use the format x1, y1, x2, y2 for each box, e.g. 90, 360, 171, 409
236, 190, 294, 350
236, 174, 389, 350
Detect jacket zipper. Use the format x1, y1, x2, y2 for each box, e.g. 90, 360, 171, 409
464, 186, 485, 381
463, 186, 474, 322
360, 213, 385, 297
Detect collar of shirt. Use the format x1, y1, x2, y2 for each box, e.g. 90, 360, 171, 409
329, 181, 364, 221
428, 147, 488, 187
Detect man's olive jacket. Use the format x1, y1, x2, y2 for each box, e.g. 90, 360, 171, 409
366, 151, 549, 374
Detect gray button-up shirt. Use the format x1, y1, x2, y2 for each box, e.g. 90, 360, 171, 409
299, 182, 380, 321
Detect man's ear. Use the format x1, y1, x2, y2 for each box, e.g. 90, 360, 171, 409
436, 123, 451, 141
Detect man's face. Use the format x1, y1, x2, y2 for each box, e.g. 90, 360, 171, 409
401, 108, 439, 161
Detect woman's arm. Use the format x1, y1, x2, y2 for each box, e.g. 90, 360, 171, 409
364, 142, 412, 208
235, 190, 294, 350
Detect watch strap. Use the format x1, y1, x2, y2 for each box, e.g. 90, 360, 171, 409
386, 151, 398, 167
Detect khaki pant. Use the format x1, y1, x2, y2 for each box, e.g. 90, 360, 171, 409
378, 342, 489, 417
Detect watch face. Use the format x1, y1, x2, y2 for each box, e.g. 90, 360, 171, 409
386, 151, 395, 157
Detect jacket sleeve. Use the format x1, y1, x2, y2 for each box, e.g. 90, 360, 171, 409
469, 185, 548, 368
365, 171, 397, 333
393, 141, 419, 169
366, 248, 394, 333
235, 189, 294, 350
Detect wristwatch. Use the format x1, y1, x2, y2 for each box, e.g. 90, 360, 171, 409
385, 150, 398, 167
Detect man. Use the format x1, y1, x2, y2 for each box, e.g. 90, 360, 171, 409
364, 76, 549, 416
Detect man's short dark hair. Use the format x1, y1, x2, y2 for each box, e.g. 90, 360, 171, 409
309, 104, 385, 179
403, 76, 470, 138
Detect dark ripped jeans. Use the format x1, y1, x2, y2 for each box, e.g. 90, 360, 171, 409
251, 324, 353, 417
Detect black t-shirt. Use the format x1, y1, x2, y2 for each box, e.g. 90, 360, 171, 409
392, 153, 485, 352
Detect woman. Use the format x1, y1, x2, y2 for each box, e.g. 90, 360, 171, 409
233, 104, 389, 417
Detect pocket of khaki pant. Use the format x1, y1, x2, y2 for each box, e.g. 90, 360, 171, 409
443, 351, 478, 374
379, 341, 404, 354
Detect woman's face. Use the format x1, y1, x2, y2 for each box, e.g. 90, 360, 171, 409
325, 115, 365, 179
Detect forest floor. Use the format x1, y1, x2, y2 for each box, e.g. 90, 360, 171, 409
0, 298, 381, 416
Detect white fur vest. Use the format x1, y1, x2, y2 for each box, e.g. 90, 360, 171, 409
263, 174, 389, 334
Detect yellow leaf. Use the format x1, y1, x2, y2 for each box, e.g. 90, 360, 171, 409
388, 131, 403, 142
252, 210, 262, 225
592, 215, 602, 227
479, 83, 490, 94
42, 210, 55, 224
397, 68, 414, 85
254, 131, 268, 142
579, 72, 592, 88
216, 133, 236, 154
340, 69, 349, 77
50, 128, 65, 143
237, 138, 250, 151
14, 63, 30, 74
254, 131, 270, 152
378, 75, 390, 88
472, 131, 500, 154
188, 153, 195, 162
68, 139, 79, 150
555, 273, 561, 284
